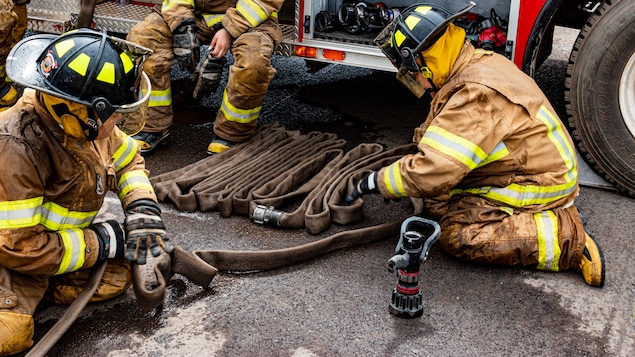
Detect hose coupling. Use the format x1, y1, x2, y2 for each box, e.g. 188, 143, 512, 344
253, 205, 283, 226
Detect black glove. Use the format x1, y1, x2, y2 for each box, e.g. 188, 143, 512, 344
173, 19, 200, 73
344, 171, 379, 204
90, 220, 125, 263
124, 200, 174, 265
192, 48, 226, 100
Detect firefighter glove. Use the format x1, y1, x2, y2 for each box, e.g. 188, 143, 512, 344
173, 19, 200, 73
90, 220, 126, 263
344, 171, 379, 204
192, 48, 226, 99
124, 200, 174, 265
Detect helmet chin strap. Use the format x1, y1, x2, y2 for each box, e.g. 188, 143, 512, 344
50, 102, 101, 140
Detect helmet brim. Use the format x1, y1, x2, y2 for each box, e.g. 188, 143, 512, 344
412, 1, 476, 55
6, 34, 59, 96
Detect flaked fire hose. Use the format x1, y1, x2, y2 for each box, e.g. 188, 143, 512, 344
138, 123, 423, 307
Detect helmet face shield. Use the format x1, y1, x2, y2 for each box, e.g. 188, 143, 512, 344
115, 72, 150, 136
396, 66, 428, 98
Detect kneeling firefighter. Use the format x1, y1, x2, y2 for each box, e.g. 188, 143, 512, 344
0, 29, 174, 355
346, 2, 605, 287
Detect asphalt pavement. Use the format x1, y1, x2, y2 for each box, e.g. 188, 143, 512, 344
24, 26, 634, 357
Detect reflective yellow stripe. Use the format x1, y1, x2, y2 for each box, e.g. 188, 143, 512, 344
55, 229, 86, 275
162, 0, 195, 12
383, 161, 408, 198
420, 126, 488, 170
536, 105, 577, 183
476, 141, 509, 168
113, 135, 138, 172
0, 197, 43, 229
203, 13, 224, 27
41, 202, 97, 230
118, 171, 154, 201
534, 210, 561, 271
0, 198, 96, 230
219, 89, 261, 123
146, 87, 171, 107
474, 49, 494, 55
450, 179, 577, 208
236, 0, 270, 27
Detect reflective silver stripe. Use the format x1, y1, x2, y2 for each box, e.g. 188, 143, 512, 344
147, 87, 171, 107
0, 198, 96, 231
220, 89, 261, 123
203, 13, 223, 27
236, 0, 269, 27
113, 135, 138, 172
536, 106, 577, 183
535, 210, 561, 272
451, 181, 577, 207
383, 161, 408, 198
56, 229, 86, 275
477, 141, 509, 168
420, 126, 487, 170
0, 197, 42, 229
41, 203, 96, 230
118, 171, 154, 201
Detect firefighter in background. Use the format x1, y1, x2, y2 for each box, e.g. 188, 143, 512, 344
0, 0, 29, 112
347, 3, 605, 287
126, 0, 283, 155
0, 29, 174, 355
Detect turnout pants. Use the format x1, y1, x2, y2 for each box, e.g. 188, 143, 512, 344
426, 196, 586, 271
127, 11, 280, 142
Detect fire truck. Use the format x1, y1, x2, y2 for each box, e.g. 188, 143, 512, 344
26, 0, 635, 197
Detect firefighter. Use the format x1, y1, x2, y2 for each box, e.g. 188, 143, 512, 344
0, 0, 29, 112
126, 0, 283, 155
0, 29, 174, 355
347, 3, 605, 287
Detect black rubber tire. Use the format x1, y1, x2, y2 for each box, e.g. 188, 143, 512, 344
565, 0, 635, 197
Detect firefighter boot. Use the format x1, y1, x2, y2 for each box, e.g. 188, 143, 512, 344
207, 134, 237, 155
45, 258, 132, 305
0, 311, 34, 356
580, 232, 605, 287
0, 84, 18, 112
132, 129, 171, 155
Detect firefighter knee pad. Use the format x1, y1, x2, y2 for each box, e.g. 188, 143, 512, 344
45, 258, 132, 305
0, 311, 34, 356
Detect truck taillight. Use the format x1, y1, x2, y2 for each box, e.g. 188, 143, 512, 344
323, 49, 345, 61
295, 46, 317, 58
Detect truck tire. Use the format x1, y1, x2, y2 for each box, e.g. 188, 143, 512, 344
565, 0, 635, 197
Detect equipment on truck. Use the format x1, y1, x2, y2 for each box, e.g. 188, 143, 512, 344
23, 0, 635, 197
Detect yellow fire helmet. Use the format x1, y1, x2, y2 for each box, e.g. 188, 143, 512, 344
6, 28, 152, 138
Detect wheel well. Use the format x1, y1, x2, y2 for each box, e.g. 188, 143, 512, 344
522, 0, 593, 75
